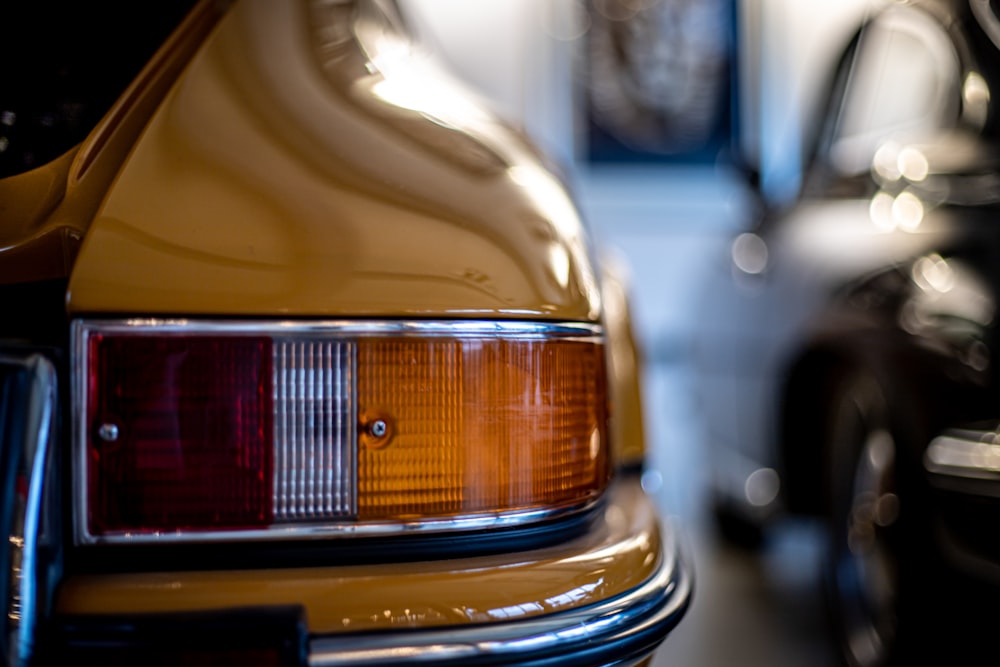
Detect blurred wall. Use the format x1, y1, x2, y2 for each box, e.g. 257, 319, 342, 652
403, 0, 883, 194
402, 0, 580, 168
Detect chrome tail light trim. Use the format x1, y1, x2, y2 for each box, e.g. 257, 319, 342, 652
71, 319, 605, 546
307, 516, 693, 667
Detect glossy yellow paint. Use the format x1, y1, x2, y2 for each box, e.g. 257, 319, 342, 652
66, 0, 601, 321
56, 478, 663, 634
0, 149, 77, 283
0, 0, 225, 285
601, 251, 648, 467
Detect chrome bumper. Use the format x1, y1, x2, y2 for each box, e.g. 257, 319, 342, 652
0, 351, 60, 666
47, 482, 692, 666
308, 519, 692, 666
46, 509, 691, 667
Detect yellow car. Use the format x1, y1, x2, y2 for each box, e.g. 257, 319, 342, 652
0, 0, 691, 664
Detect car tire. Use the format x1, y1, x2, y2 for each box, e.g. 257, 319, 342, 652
821, 369, 930, 667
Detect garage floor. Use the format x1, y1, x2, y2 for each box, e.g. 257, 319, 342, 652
575, 165, 839, 667
645, 362, 836, 667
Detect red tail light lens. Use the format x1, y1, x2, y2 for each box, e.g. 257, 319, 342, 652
75, 321, 609, 544
87, 336, 273, 533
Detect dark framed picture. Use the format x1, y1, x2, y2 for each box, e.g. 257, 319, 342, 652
581, 0, 738, 164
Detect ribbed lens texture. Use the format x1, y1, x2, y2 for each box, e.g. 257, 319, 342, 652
273, 339, 355, 521
356, 337, 609, 519
87, 335, 273, 534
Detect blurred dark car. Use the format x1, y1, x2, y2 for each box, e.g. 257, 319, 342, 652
695, 0, 1000, 663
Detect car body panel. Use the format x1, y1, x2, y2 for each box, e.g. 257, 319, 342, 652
66, 0, 600, 321
600, 252, 648, 467
0, 0, 689, 663
0, 0, 225, 287
56, 478, 663, 633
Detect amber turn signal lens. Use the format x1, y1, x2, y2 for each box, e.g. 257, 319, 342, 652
356, 337, 609, 519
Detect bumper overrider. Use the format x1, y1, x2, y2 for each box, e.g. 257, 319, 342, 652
2, 351, 691, 667
0, 351, 61, 665
924, 428, 1000, 496
924, 427, 1000, 576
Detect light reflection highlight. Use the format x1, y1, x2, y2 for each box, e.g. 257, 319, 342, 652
873, 142, 928, 183
507, 163, 603, 315
544, 581, 602, 609
589, 427, 601, 461
370, 75, 487, 124
912, 253, 955, 294
963, 71, 990, 128
744, 468, 779, 508
869, 190, 925, 232
364, 22, 494, 127
892, 191, 924, 231
507, 165, 581, 239
641, 469, 663, 494
548, 243, 570, 288
487, 602, 545, 620
869, 191, 896, 232
872, 142, 902, 182
731, 233, 768, 275
897, 147, 928, 182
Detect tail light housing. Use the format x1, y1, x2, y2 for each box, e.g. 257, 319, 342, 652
72, 320, 610, 544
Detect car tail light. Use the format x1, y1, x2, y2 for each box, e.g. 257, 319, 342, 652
73, 320, 610, 543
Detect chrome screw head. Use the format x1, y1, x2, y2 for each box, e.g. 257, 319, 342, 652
98, 423, 120, 442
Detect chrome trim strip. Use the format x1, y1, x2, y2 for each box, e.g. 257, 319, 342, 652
1, 354, 58, 666
925, 430, 1000, 491
71, 319, 605, 545
16, 357, 56, 665
75, 319, 603, 339
77, 500, 599, 544
971, 0, 1000, 51
71, 324, 89, 548
307, 521, 691, 667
